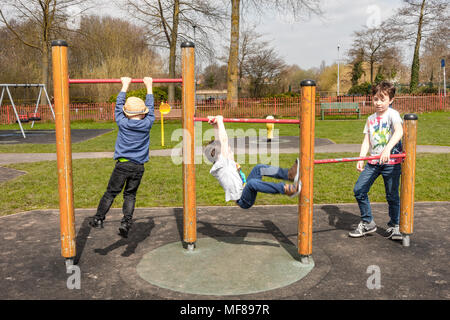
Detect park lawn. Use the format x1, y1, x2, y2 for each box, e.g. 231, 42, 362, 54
0, 111, 449, 153
1, 153, 448, 216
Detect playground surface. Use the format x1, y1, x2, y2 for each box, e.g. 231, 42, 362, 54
0, 128, 448, 301
0, 202, 448, 300
0, 129, 112, 144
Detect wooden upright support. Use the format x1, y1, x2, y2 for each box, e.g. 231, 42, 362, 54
181, 42, 196, 250
400, 113, 418, 247
298, 80, 316, 262
51, 40, 76, 266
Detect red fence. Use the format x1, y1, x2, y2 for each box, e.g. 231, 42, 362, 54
0, 95, 448, 124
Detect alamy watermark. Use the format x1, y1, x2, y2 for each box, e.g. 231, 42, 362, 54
170, 122, 281, 167
366, 265, 381, 290
66, 264, 81, 290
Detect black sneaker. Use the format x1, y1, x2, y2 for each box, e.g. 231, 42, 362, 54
118, 221, 131, 238
89, 217, 104, 229
385, 225, 403, 241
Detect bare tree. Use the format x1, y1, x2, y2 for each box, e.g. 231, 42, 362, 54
0, 0, 91, 90
68, 15, 163, 101
200, 63, 227, 89
421, 24, 450, 88
347, 22, 402, 84
242, 46, 286, 97
392, 0, 449, 92
226, 0, 322, 103
124, 0, 226, 102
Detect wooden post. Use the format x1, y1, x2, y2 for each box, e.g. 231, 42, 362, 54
298, 80, 316, 262
400, 113, 418, 247
181, 42, 196, 251
51, 40, 76, 267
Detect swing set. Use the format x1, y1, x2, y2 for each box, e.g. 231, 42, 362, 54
0, 83, 55, 138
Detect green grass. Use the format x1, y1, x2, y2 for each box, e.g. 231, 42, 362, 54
0, 111, 448, 153
1, 153, 448, 216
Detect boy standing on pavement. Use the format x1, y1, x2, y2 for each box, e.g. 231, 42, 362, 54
89, 77, 155, 238
349, 81, 404, 240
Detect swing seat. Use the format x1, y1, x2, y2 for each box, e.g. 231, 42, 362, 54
16, 114, 29, 123
28, 112, 41, 121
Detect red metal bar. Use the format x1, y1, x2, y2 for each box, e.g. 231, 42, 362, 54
314, 153, 406, 164
194, 117, 299, 124
68, 78, 183, 84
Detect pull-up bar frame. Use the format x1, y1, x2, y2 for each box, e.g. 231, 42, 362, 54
194, 117, 300, 124
69, 78, 183, 84
51, 39, 196, 269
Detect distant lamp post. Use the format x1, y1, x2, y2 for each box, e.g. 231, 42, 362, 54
442, 59, 446, 97
337, 45, 340, 96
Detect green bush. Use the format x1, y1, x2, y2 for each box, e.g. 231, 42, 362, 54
108, 86, 181, 103
266, 92, 301, 98
347, 82, 372, 95
410, 85, 439, 95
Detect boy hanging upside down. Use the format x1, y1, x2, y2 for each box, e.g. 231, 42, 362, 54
205, 115, 301, 209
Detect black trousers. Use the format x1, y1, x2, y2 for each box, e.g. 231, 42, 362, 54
95, 161, 145, 223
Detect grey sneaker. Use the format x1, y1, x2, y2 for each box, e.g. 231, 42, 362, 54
287, 158, 300, 184
349, 221, 377, 238
385, 225, 403, 240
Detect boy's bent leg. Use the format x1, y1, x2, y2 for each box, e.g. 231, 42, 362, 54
237, 179, 285, 209
247, 164, 289, 181
94, 163, 128, 221
353, 164, 380, 224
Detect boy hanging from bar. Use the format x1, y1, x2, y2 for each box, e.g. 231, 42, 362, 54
89, 76, 155, 238
349, 81, 404, 240
204, 115, 301, 209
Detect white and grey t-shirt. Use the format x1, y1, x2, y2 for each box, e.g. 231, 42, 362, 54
364, 107, 403, 164
210, 154, 244, 202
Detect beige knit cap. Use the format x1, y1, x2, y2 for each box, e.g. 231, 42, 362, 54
123, 97, 149, 116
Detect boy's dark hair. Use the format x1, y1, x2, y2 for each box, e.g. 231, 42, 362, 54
372, 81, 396, 100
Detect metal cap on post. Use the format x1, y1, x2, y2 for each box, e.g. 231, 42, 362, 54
298, 79, 316, 263
52, 40, 76, 268
181, 41, 196, 251
400, 113, 418, 247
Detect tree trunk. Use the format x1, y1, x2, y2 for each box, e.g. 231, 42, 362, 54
410, 0, 426, 93
168, 0, 180, 102
227, 0, 240, 105
370, 57, 374, 84
41, 41, 49, 102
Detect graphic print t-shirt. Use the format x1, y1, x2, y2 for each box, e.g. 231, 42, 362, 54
364, 107, 403, 165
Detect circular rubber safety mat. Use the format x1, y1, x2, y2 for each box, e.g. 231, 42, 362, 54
136, 237, 314, 296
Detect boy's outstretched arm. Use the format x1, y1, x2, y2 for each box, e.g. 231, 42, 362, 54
357, 133, 370, 172
208, 115, 234, 160
115, 77, 132, 122
121, 77, 132, 93
143, 77, 155, 127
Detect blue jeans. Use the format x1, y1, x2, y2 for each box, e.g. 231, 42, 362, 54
237, 164, 288, 209
354, 163, 401, 225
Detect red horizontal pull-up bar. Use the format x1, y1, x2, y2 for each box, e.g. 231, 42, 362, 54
194, 117, 300, 124
68, 78, 183, 84
314, 153, 406, 164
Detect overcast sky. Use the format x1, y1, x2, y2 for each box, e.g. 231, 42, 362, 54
97, 0, 406, 70
255, 0, 405, 69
